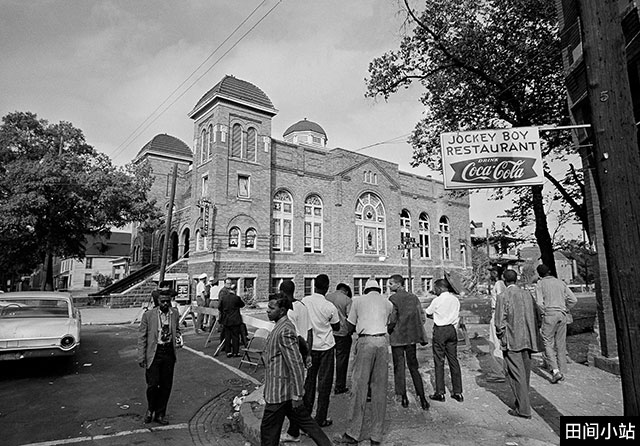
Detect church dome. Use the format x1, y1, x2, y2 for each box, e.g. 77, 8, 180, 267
135, 134, 192, 161
283, 118, 327, 138
189, 75, 276, 118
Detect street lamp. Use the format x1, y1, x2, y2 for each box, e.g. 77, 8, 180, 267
397, 236, 421, 293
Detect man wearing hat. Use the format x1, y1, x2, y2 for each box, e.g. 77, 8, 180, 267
425, 278, 463, 403
334, 278, 393, 446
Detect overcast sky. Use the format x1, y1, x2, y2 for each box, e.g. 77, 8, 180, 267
1, 0, 565, 230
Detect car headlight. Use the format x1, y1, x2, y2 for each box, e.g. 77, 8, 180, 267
60, 335, 76, 349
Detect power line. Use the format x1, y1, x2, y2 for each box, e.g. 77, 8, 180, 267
354, 133, 412, 152
113, 0, 282, 162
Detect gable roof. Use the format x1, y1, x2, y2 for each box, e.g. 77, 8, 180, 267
335, 157, 401, 189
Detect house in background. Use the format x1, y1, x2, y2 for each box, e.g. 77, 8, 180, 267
55, 231, 131, 296
518, 246, 574, 284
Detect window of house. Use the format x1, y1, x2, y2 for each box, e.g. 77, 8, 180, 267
195, 229, 202, 251
270, 277, 293, 295
246, 127, 257, 161
312, 136, 322, 144
200, 128, 208, 164
243, 278, 256, 299
84, 273, 92, 288
400, 209, 411, 258
207, 124, 213, 159
237, 175, 250, 198
220, 124, 228, 143
245, 228, 256, 249
272, 190, 293, 252
440, 216, 451, 260
461, 243, 467, 269
201, 174, 209, 197
85, 258, 93, 269
304, 277, 315, 296
355, 192, 386, 256
421, 277, 433, 293
419, 212, 431, 258
304, 194, 323, 253
231, 123, 242, 158
229, 227, 240, 248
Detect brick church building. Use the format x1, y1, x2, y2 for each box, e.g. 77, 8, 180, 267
128, 75, 471, 301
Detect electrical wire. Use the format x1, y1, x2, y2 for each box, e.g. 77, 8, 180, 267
112, 0, 282, 162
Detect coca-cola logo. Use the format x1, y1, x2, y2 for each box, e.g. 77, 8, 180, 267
450, 157, 537, 184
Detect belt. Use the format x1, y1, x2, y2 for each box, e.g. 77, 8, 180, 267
359, 333, 386, 337
434, 324, 454, 328
157, 343, 173, 349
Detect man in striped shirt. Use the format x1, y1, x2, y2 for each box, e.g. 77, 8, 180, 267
260, 295, 331, 446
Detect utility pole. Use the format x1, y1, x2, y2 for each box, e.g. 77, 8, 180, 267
580, 0, 640, 415
398, 236, 420, 293
159, 164, 178, 285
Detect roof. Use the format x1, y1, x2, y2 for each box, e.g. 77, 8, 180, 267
190, 75, 275, 117
283, 118, 327, 137
135, 134, 192, 160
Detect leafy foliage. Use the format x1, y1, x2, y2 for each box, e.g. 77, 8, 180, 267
366, 0, 587, 274
92, 272, 114, 288
0, 111, 161, 286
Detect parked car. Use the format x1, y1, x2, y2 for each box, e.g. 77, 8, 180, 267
0, 291, 81, 361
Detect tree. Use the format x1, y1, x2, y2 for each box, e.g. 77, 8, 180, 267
365, 0, 587, 276
0, 111, 160, 290
557, 238, 596, 286
93, 272, 114, 289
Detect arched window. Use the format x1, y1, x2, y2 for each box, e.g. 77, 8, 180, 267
419, 212, 431, 258
229, 227, 240, 248
272, 190, 293, 252
440, 216, 451, 260
207, 124, 213, 159
355, 192, 386, 255
231, 123, 242, 158
246, 127, 257, 161
304, 194, 323, 253
400, 209, 411, 258
245, 228, 257, 249
195, 229, 202, 251
200, 128, 208, 164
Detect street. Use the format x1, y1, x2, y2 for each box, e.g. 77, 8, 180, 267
0, 324, 257, 446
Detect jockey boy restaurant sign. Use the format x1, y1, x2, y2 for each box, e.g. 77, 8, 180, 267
440, 127, 543, 190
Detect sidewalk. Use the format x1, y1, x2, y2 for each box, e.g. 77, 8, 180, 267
239, 323, 622, 446
80, 306, 142, 325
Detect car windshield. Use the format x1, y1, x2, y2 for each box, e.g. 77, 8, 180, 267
0, 298, 70, 318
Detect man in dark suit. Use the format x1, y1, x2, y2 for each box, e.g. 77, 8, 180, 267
495, 269, 541, 419
138, 291, 182, 425
260, 295, 331, 446
387, 274, 429, 410
218, 277, 245, 357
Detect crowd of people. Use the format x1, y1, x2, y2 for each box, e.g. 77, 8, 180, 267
136, 263, 577, 445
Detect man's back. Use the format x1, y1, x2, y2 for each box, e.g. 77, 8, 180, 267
535, 276, 577, 313
389, 289, 425, 346
302, 293, 339, 350
348, 292, 393, 335
325, 291, 351, 337
496, 285, 540, 352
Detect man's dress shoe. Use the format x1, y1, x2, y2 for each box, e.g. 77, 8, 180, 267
419, 395, 430, 410
401, 394, 409, 408
143, 410, 153, 424
428, 393, 445, 402
452, 393, 464, 402
154, 414, 169, 425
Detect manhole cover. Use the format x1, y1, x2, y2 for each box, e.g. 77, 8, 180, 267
224, 378, 246, 387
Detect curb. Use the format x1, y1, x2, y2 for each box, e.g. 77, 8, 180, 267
239, 387, 265, 446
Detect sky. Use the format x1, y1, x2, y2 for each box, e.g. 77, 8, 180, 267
0, 0, 581, 238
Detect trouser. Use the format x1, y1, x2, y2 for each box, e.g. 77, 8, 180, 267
391, 344, 425, 398
288, 348, 334, 436
334, 335, 352, 392
503, 349, 533, 417
260, 400, 332, 446
145, 344, 176, 416
541, 311, 568, 373
432, 325, 462, 395
223, 324, 242, 355
346, 336, 388, 443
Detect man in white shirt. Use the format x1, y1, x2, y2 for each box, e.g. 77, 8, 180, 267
294, 274, 340, 431
425, 278, 463, 403
334, 278, 393, 446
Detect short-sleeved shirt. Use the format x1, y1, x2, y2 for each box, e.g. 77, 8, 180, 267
302, 293, 340, 351
347, 291, 393, 336
288, 300, 310, 338
325, 290, 352, 337
425, 291, 460, 327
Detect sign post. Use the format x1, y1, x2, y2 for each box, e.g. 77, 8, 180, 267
397, 236, 421, 293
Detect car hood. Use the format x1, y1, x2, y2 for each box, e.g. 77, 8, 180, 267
0, 318, 78, 341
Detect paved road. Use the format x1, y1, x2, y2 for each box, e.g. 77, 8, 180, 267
0, 325, 255, 446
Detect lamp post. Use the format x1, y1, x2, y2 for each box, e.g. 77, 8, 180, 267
398, 236, 421, 293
